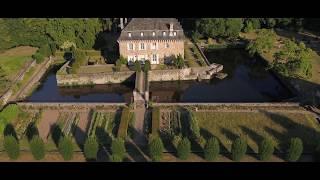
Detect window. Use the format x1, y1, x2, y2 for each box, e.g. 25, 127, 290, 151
152, 32, 156, 36
128, 43, 134, 50
128, 32, 131, 37
163, 31, 166, 36
152, 54, 157, 62
165, 43, 169, 48
140, 43, 145, 50
151, 42, 157, 50
173, 31, 177, 36
141, 32, 144, 37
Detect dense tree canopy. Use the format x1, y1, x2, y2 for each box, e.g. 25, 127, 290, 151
273, 39, 313, 78
246, 29, 276, 56
0, 18, 104, 51
196, 18, 243, 40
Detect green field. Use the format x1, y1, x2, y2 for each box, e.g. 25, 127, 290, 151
194, 111, 320, 153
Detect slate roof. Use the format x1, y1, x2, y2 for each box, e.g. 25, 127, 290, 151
118, 18, 185, 41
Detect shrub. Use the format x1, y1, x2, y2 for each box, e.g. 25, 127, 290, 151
144, 60, 151, 72
58, 136, 74, 161
117, 107, 130, 139
32, 52, 45, 64
3, 135, 20, 160
118, 55, 127, 65
110, 154, 122, 162
189, 111, 200, 139
111, 138, 126, 161
148, 136, 164, 162
204, 137, 220, 161
29, 136, 45, 160
287, 137, 303, 162
231, 137, 247, 161
172, 135, 182, 149
198, 135, 207, 148
151, 107, 160, 137
84, 136, 99, 161
134, 61, 141, 72
177, 137, 191, 160
174, 54, 185, 69
258, 137, 274, 161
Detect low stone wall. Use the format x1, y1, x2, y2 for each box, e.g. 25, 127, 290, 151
0, 90, 13, 108
153, 102, 300, 107
148, 65, 223, 82
56, 70, 135, 86
17, 102, 127, 110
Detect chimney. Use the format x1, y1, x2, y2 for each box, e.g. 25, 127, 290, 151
120, 18, 124, 30
124, 18, 127, 24
169, 23, 173, 32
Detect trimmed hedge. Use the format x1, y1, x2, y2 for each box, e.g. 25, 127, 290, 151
117, 107, 130, 139
3, 135, 20, 160
29, 136, 45, 160
204, 137, 220, 161
84, 136, 99, 161
287, 137, 303, 162
111, 138, 126, 161
177, 137, 191, 160
148, 136, 164, 162
58, 136, 74, 161
151, 107, 160, 137
258, 137, 274, 161
231, 137, 247, 162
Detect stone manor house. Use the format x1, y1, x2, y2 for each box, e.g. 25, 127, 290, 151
117, 18, 185, 65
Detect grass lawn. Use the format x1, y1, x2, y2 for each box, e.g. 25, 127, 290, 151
0, 46, 37, 94
184, 40, 206, 67
194, 111, 320, 153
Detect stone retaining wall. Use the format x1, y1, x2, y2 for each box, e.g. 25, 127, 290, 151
56, 69, 136, 86
153, 102, 300, 107
17, 102, 127, 110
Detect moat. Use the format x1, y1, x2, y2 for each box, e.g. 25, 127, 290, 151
25, 48, 294, 103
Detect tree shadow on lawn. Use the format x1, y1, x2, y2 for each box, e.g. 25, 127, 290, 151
125, 140, 148, 162
240, 126, 265, 160
200, 128, 230, 160
220, 127, 242, 160
262, 110, 320, 159
50, 124, 64, 147
4, 124, 18, 140
26, 122, 39, 141
95, 127, 113, 162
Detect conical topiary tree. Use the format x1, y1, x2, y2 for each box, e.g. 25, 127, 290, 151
204, 137, 220, 161
231, 137, 247, 162
29, 136, 45, 160
3, 135, 20, 160
177, 137, 191, 160
287, 137, 303, 162
84, 136, 99, 161
111, 138, 126, 161
148, 136, 164, 162
258, 137, 274, 161
58, 136, 74, 161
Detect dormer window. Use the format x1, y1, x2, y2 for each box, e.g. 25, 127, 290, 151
152, 32, 156, 36
173, 31, 177, 36
128, 32, 131, 37
163, 31, 166, 36
141, 32, 144, 37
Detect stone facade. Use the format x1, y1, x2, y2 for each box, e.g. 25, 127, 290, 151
118, 40, 184, 65
117, 18, 185, 65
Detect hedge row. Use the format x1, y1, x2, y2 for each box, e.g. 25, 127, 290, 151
151, 107, 160, 137
117, 107, 130, 139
